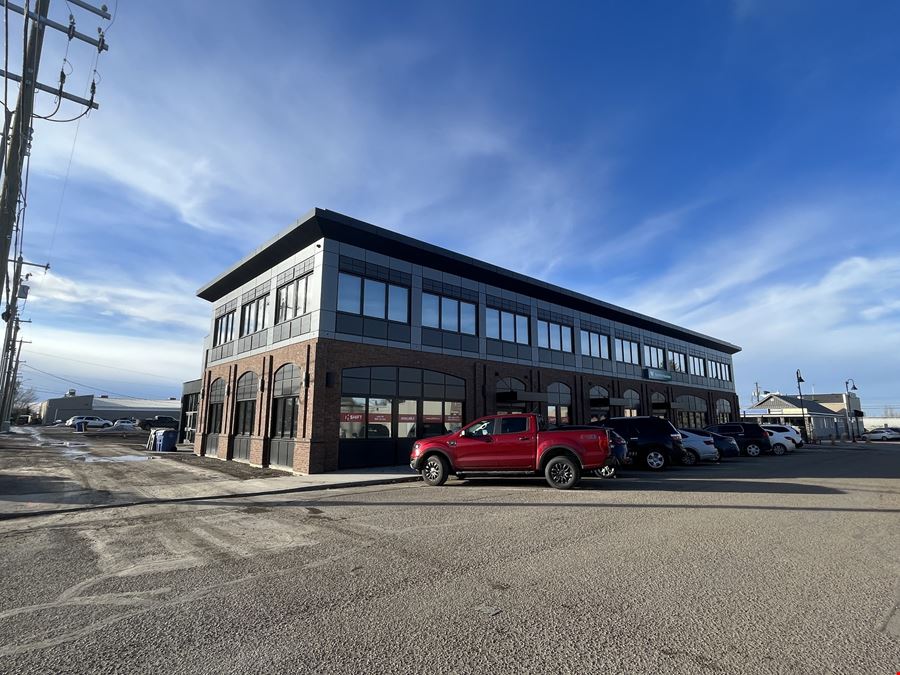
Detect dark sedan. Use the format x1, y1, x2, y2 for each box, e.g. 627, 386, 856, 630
683, 427, 740, 458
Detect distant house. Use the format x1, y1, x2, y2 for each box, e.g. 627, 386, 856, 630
39, 391, 181, 425
741, 392, 860, 440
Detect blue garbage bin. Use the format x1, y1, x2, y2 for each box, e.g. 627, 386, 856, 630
154, 429, 178, 452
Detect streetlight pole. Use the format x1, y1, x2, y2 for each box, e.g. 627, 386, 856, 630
844, 378, 858, 443
796, 369, 809, 443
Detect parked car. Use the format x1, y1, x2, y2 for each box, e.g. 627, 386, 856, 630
677, 428, 720, 464
65, 416, 113, 429
762, 425, 802, 454
701, 429, 740, 458
410, 413, 611, 489
594, 427, 629, 477
108, 419, 138, 431
862, 428, 900, 441
603, 416, 685, 470
705, 422, 773, 457
138, 416, 179, 430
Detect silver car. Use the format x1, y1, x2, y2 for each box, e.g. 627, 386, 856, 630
678, 428, 720, 464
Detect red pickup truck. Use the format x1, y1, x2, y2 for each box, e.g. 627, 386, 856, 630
410, 413, 611, 489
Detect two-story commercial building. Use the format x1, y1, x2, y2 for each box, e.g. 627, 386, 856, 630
194, 208, 741, 473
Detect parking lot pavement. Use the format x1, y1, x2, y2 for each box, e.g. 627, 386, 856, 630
0, 444, 898, 674
0, 428, 418, 519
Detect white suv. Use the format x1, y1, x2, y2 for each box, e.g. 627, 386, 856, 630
762, 425, 802, 453
65, 416, 112, 429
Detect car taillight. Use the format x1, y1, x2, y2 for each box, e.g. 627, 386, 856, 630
765, 431, 773, 436
704, 440, 713, 445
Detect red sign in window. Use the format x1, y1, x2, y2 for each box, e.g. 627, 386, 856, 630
368, 413, 392, 422
397, 414, 417, 423
340, 413, 364, 423
423, 415, 443, 423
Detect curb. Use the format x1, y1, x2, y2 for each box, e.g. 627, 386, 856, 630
0, 474, 422, 523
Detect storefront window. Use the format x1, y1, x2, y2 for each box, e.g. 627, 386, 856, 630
397, 399, 417, 438
445, 401, 463, 432
546, 382, 572, 426
340, 397, 366, 439
366, 398, 393, 438
422, 400, 446, 437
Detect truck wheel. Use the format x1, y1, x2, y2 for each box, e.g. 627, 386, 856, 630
772, 443, 786, 455
644, 449, 667, 470
421, 454, 449, 486
545, 455, 580, 489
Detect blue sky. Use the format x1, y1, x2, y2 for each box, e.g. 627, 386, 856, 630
13, 0, 900, 413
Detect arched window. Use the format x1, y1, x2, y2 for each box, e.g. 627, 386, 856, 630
676, 395, 708, 428
206, 378, 225, 434
546, 382, 572, 426
496, 377, 526, 393
589, 385, 609, 422
270, 364, 302, 468
715, 398, 733, 424
651, 392, 667, 418
234, 372, 258, 436
623, 389, 640, 417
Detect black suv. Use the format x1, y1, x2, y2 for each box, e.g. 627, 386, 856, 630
138, 416, 180, 431
705, 423, 772, 457
604, 416, 685, 470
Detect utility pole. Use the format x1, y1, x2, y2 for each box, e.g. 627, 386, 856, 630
0, 256, 47, 412
0, 0, 51, 295
2, 336, 26, 424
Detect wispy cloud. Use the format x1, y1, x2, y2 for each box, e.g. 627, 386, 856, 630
27, 271, 209, 333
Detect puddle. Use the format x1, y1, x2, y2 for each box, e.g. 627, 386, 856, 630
59, 447, 152, 463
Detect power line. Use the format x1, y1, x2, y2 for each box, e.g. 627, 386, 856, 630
20, 363, 150, 399
22, 348, 177, 381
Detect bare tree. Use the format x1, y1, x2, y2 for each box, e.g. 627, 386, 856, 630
12, 380, 37, 412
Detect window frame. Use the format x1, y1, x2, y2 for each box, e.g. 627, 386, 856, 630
338, 272, 409, 325
614, 338, 640, 365
213, 311, 235, 347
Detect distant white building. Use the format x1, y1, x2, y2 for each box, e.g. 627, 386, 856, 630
742, 392, 862, 440
39, 391, 180, 424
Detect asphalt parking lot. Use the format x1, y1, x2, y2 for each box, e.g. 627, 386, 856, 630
0, 436, 897, 674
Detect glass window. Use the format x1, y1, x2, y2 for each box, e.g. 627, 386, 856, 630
486, 308, 500, 339
422, 293, 440, 328
549, 323, 561, 350
339, 397, 366, 439
363, 279, 386, 318
515, 315, 529, 345
644, 346, 665, 369
537, 320, 549, 348
499, 416, 528, 434
272, 396, 298, 439
388, 285, 408, 323
445, 401, 463, 432
422, 400, 447, 438
366, 398, 392, 438
441, 297, 459, 332
561, 326, 572, 353
337, 273, 361, 314
397, 399, 417, 438
590, 332, 601, 358
214, 311, 235, 346
501, 312, 515, 342
669, 351, 686, 373
460, 302, 476, 335
615, 338, 640, 364
580, 330, 590, 355
464, 418, 495, 437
